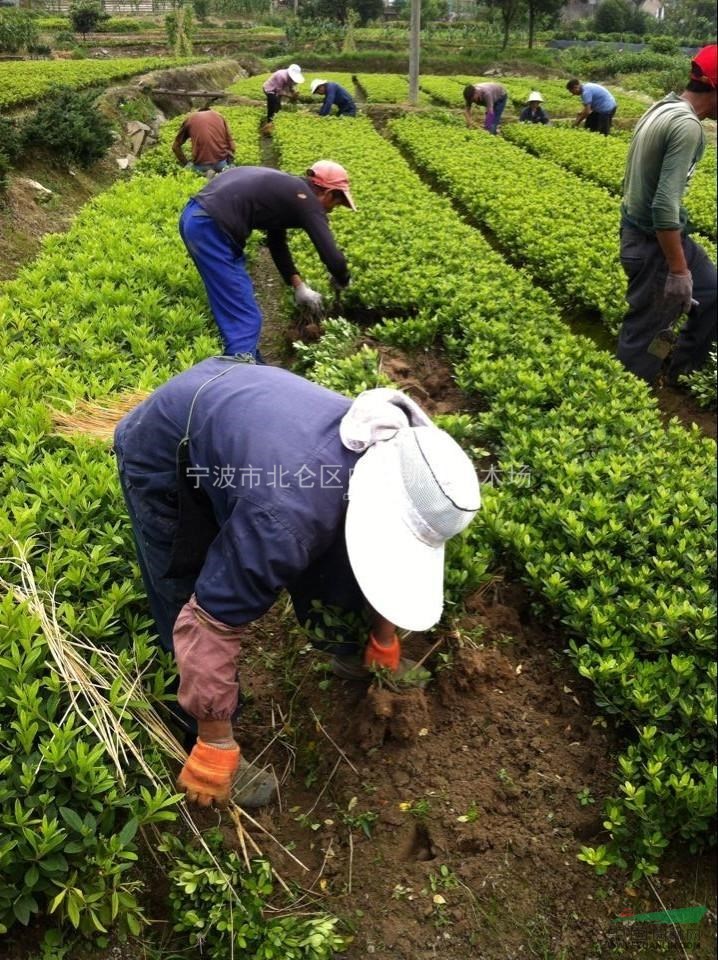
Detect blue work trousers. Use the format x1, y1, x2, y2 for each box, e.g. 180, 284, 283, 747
116, 457, 200, 738
179, 198, 264, 359
486, 95, 507, 134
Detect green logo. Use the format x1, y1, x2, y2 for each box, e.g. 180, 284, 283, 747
610, 905, 707, 951
613, 906, 707, 925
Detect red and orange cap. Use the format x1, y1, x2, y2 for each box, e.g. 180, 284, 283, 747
690, 44, 717, 89
307, 160, 357, 211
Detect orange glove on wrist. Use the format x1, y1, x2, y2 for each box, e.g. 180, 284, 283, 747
363, 632, 401, 672
178, 739, 240, 808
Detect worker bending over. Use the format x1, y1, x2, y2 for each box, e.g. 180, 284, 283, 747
567, 79, 617, 135
310, 78, 357, 117
172, 105, 236, 176
463, 82, 508, 134
179, 161, 354, 361
115, 366, 481, 807
262, 63, 304, 128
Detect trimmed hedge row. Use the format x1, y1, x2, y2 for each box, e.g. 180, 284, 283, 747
272, 111, 717, 879
503, 122, 717, 241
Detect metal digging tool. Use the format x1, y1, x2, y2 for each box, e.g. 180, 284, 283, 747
647, 298, 700, 361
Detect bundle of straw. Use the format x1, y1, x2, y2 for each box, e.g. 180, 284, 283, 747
51, 391, 151, 442
0, 547, 308, 913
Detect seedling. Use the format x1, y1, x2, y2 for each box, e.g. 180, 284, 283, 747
339, 797, 378, 839
400, 797, 432, 821
577, 788, 596, 807
456, 803, 480, 824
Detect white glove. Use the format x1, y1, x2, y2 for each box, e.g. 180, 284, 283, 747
294, 282, 323, 313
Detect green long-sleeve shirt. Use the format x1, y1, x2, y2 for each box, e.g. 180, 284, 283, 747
621, 93, 705, 235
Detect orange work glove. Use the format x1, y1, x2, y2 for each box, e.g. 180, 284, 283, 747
178, 739, 240, 807
363, 632, 401, 672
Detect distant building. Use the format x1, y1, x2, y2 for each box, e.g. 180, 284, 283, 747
640, 0, 665, 19
562, 0, 665, 20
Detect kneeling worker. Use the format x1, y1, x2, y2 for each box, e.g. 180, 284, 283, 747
115, 368, 481, 807
310, 78, 357, 117
172, 105, 236, 175
519, 92, 550, 125
179, 161, 355, 361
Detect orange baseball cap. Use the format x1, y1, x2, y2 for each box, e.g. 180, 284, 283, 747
306, 160, 357, 211
690, 44, 717, 88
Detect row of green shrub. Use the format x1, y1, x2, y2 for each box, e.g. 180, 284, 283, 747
1, 106, 345, 957
271, 111, 716, 882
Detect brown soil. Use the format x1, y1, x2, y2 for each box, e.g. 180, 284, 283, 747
229, 584, 717, 960
656, 381, 717, 440
0, 152, 122, 282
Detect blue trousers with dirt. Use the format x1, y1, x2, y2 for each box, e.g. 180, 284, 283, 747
179, 198, 264, 360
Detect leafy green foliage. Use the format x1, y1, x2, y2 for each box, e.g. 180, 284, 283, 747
21, 87, 114, 168
680, 350, 717, 410
0, 108, 331, 950
69, 0, 102, 39
165, 3, 194, 57
159, 831, 344, 959
0, 56, 202, 110
594, 0, 645, 35
272, 110, 717, 879
0, 10, 39, 53
503, 122, 717, 241
391, 115, 715, 333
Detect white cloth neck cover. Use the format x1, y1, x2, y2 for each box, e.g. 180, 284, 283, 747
339, 388, 434, 453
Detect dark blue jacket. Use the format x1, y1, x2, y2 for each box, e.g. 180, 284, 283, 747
519, 105, 550, 124
319, 81, 357, 117
114, 359, 363, 627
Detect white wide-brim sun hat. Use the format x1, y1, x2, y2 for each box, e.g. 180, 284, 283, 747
527, 90, 544, 102
288, 63, 305, 84
310, 78, 328, 95
345, 425, 480, 632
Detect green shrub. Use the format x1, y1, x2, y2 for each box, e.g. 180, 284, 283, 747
0, 149, 10, 196
69, 0, 102, 39
648, 34, 680, 54
54, 29, 77, 46
0, 116, 23, 164
165, 3, 193, 56
0, 10, 39, 53
680, 351, 717, 410
160, 831, 344, 959
21, 88, 114, 168
192, 0, 210, 21
104, 17, 143, 33
594, 0, 634, 33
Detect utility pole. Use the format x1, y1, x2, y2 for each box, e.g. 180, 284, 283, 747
409, 0, 421, 105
